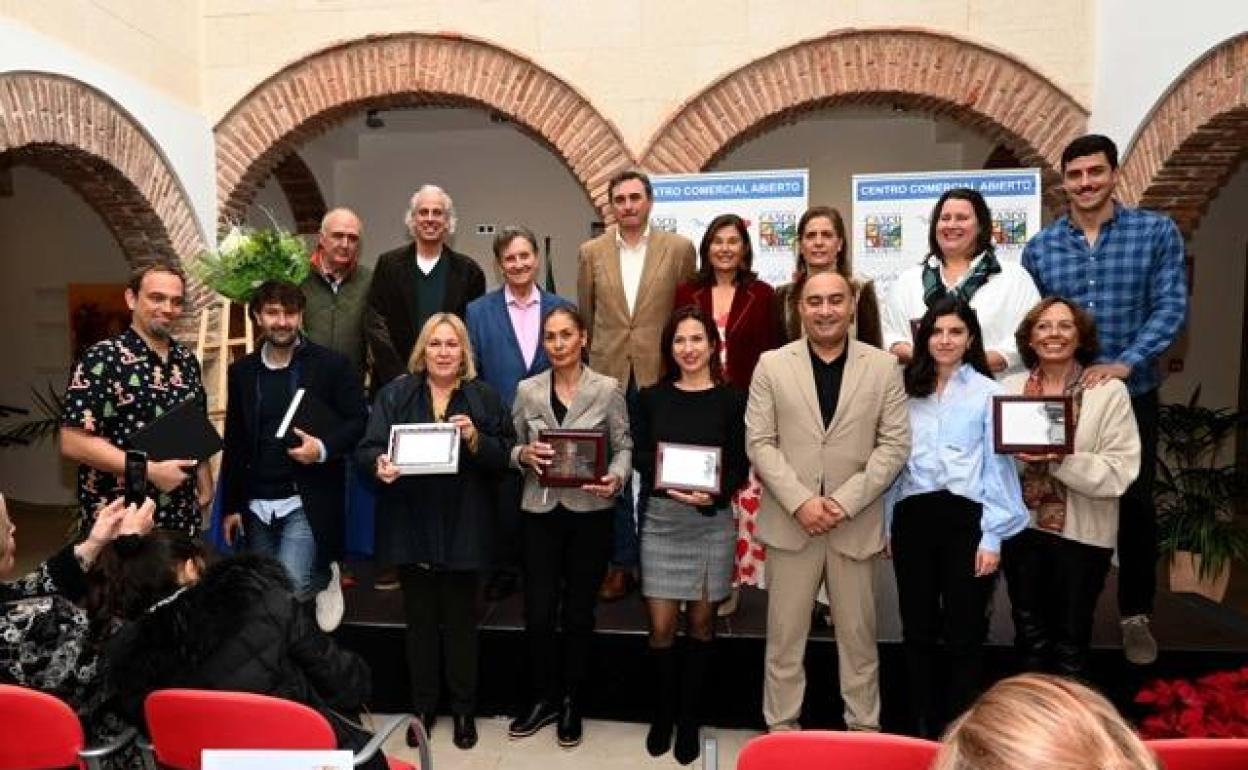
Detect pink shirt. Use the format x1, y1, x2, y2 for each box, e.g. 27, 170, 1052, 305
506, 285, 541, 370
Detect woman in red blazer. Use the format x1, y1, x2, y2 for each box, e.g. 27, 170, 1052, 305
673, 214, 779, 388
672, 213, 780, 613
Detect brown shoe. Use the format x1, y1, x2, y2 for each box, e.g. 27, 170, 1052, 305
599, 568, 636, 602
374, 567, 401, 591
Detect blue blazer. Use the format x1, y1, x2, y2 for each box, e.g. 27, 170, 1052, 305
465, 287, 572, 407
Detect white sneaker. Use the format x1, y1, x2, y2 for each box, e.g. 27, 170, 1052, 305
1121, 614, 1158, 665
316, 562, 345, 632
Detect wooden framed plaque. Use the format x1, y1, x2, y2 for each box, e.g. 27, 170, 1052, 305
388, 423, 460, 475
654, 442, 722, 495
992, 395, 1075, 454
539, 428, 607, 487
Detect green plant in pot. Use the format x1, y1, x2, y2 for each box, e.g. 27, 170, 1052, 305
1155, 386, 1248, 601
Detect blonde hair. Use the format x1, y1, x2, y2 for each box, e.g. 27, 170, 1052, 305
0, 493, 13, 566
407, 313, 477, 381
933, 674, 1157, 770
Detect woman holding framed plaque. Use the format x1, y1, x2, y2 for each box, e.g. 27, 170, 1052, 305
507, 305, 633, 749
633, 304, 748, 764
885, 296, 1028, 738
356, 313, 516, 751
1001, 298, 1139, 678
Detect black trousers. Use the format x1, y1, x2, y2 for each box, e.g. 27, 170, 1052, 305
1004, 528, 1112, 679
891, 491, 995, 737
1118, 389, 1159, 617
398, 566, 480, 714
522, 505, 613, 702
492, 470, 524, 573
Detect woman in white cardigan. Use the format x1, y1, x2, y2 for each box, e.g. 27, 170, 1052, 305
1001, 297, 1140, 678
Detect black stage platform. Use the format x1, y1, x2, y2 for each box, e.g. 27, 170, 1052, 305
335, 561, 1248, 733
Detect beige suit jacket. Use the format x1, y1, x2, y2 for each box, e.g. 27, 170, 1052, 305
746, 339, 911, 559
577, 226, 696, 388
510, 366, 634, 513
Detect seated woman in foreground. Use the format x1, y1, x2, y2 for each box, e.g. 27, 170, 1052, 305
90, 534, 389, 770
933, 673, 1158, 770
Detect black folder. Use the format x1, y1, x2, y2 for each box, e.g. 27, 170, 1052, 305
128, 397, 223, 461
276, 388, 338, 447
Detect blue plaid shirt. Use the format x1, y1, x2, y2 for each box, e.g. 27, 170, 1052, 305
1021, 203, 1187, 395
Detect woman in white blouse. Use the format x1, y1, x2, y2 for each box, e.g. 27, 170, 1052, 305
883, 188, 1039, 377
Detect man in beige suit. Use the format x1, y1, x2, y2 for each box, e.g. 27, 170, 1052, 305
577, 169, 696, 599
746, 271, 910, 732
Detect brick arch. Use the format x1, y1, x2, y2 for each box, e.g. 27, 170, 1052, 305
1119, 33, 1248, 237
215, 33, 634, 225
271, 152, 327, 235
0, 72, 205, 266
640, 29, 1087, 204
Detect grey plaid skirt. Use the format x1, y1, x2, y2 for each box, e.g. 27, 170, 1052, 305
640, 495, 735, 601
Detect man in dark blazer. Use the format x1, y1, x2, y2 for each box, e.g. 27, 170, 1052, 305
466, 226, 572, 600
220, 281, 368, 631
366, 184, 487, 388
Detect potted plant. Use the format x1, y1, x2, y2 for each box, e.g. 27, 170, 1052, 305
1155, 386, 1248, 601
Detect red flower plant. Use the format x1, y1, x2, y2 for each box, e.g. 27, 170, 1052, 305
1135, 667, 1248, 738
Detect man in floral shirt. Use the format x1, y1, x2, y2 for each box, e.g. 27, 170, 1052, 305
60, 261, 214, 535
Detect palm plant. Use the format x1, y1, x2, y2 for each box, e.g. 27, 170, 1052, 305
0, 384, 65, 448
1155, 386, 1248, 582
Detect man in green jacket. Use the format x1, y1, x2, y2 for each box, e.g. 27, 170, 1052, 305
299, 207, 376, 606
301, 208, 372, 382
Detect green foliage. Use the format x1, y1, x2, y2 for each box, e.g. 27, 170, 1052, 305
1156, 386, 1248, 581
0, 383, 66, 448
191, 223, 310, 303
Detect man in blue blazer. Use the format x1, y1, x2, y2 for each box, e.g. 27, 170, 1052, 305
466, 226, 571, 599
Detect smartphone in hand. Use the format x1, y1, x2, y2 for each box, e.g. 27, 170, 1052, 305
124, 449, 148, 506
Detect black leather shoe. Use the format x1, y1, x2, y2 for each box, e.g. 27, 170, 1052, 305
484, 570, 520, 602
406, 713, 435, 747
557, 696, 582, 748
508, 701, 559, 738
452, 714, 478, 750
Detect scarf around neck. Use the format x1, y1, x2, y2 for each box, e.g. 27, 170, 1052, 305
921, 251, 1001, 308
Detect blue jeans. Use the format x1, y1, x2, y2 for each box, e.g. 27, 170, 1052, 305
611, 374, 645, 568
244, 506, 324, 599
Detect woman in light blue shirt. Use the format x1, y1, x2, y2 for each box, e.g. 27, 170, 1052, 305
885, 295, 1028, 738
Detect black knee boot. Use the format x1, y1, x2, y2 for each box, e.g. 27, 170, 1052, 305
674, 638, 711, 765
646, 645, 678, 756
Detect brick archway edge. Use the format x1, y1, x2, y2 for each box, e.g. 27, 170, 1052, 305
0, 71, 206, 266
640, 28, 1088, 195
1119, 33, 1248, 237
214, 33, 635, 224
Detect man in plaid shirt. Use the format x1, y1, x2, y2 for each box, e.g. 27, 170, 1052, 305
1022, 134, 1187, 666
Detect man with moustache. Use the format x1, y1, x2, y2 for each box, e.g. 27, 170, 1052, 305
466, 226, 571, 600
219, 281, 368, 629
746, 271, 910, 733
301, 207, 372, 382
61, 261, 214, 535
578, 169, 696, 600
367, 185, 486, 389
1022, 134, 1188, 665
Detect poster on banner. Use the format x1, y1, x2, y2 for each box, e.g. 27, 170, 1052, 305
650, 169, 808, 286
851, 168, 1042, 299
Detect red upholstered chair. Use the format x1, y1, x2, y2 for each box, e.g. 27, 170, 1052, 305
142, 689, 426, 770
1147, 738, 1248, 770
0, 684, 135, 770
737, 730, 939, 770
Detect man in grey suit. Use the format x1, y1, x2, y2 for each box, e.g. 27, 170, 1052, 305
746, 271, 910, 732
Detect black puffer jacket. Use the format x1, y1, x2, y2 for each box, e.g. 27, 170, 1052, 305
105, 554, 370, 731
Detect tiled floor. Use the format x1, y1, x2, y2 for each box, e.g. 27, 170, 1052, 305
363, 714, 761, 770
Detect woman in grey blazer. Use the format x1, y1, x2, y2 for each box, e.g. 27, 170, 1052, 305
506, 305, 632, 749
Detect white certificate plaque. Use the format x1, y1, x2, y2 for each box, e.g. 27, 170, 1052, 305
993, 395, 1074, 454
388, 423, 460, 475
655, 442, 722, 494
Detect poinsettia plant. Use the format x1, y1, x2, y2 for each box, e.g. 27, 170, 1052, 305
1135, 667, 1248, 738
191, 218, 310, 303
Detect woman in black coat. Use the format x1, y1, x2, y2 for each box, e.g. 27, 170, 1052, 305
91, 534, 386, 770
357, 312, 516, 750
